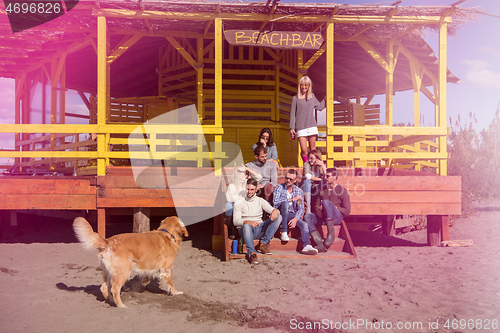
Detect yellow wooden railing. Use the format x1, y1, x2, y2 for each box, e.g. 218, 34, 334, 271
313, 125, 448, 171
0, 124, 226, 175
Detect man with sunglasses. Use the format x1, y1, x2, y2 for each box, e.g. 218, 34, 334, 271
272, 169, 318, 255
305, 167, 350, 252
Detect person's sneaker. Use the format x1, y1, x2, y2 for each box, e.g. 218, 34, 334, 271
301, 244, 319, 255
249, 252, 259, 265
258, 242, 272, 255
280, 232, 290, 242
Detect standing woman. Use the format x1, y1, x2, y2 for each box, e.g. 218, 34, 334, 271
252, 128, 279, 169
289, 76, 325, 163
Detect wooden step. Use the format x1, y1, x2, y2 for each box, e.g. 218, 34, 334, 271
229, 248, 353, 260
227, 223, 356, 260
230, 238, 346, 257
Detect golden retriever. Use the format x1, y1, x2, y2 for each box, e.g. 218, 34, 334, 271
73, 216, 188, 308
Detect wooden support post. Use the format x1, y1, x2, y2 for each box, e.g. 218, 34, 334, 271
97, 15, 110, 176
326, 21, 335, 168
441, 215, 450, 242
0, 210, 18, 239
382, 215, 396, 237
197, 36, 204, 123
222, 222, 230, 261
438, 21, 448, 176
14, 75, 22, 169
214, 18, 223, 176
274, 61, 280, 123
427, 215, 448, 246
9, 210, 18, 237
296, 49, 304, 167
386, 40, 394, 127
97, 208, 106, 238
339, 220, 357, 258
133, 207, 150, 233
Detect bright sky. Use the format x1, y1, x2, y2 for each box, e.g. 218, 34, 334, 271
330, 0, 500, 130
0, 0, 499, 152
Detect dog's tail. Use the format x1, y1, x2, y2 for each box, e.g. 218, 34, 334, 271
73, 217, 108, 251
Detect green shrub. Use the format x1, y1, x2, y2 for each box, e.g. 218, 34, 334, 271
448, 105, 500, 208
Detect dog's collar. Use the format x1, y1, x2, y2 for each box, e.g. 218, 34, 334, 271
159, 229, 176, 243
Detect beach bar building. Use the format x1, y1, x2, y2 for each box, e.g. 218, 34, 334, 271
0, 1, 468, 257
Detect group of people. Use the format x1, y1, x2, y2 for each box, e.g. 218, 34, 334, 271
225, 77, 351, 265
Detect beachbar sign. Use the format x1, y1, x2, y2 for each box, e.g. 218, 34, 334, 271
224, 30, 323, 50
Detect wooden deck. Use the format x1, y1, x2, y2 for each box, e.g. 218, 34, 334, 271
0, 166, 226, 238
217, 167, 461, 261
0, 167, 460, 260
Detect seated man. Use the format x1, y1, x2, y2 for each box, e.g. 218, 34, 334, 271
225, 164, 262, 239
245, 144, 277, 201
233, 178, 282, 265
305, 167, 350, 252
273, 169, 318, 255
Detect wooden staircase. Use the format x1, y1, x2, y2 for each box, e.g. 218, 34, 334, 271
223, 221, 357, 261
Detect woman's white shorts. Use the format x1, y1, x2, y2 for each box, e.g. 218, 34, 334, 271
297, 126, 319, 137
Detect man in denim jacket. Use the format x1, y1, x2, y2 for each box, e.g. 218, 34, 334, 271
273, 169, 318, 255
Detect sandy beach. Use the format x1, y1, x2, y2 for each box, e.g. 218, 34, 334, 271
1, 203, 499, 333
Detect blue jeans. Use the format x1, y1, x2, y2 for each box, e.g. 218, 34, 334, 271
225, 201, 234, 216
301, 179, 322, 196
238, 214, 282, 255
277, 201, 311, 246
304, 200, 343, 232
301, 178, 312, 193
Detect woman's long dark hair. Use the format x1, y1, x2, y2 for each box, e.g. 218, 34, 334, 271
257, 128, 275, 147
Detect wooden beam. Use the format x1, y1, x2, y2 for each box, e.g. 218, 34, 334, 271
97, 15, 110, 176
197, 37, 204, 122
133, 207, 150, 233
52, 53, 67, 88
421, 85, 436, 105
22, 33, 96, 76
385, 7, 400, 21
0, 124, 225, 135
347, 24, 376, 41
258, 1, 278, 31
327, 125, 448, 136
165, 36, 198, 69
108, 34, 142, 64
364, 94, 375, 105
389, 135, 439, 148
409, 60, 424, 126
302, 44, 326, 69
97, 208, 106, 238
93, 8, 451, 24
214, 18, 222, 128
204, 5, 219, 37
438, 21, 448, 175
357, 40, 392, 74
144, 18, 154, 35
78, 91, 92, 111
394, 39, 437, 84
326, 22, 334, 168
386, 40, 394, 126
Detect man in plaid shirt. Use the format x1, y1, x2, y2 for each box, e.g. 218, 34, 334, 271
273, 169, 318, 255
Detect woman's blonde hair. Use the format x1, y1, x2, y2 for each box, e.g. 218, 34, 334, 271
298, 76, 313, 100
308, 149, 322, 161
